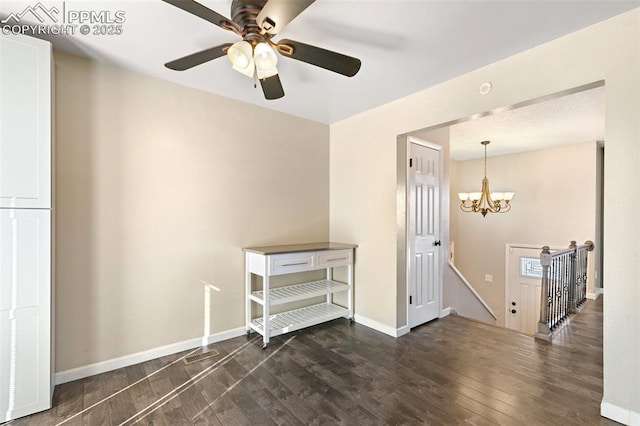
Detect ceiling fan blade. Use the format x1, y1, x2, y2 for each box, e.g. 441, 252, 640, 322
165, 44, 232, 71
256, 0, 315, 35
277, 39, 361, 77
162, 0, 241, 34
260, 75, 285, 100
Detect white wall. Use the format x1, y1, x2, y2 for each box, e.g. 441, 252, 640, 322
451, 142, 597, 326
329, 9, 640, 422
55, 51, 330, 371
444, 262, 497, 325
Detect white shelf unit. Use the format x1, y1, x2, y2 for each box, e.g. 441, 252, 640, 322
244, 243, 356, 347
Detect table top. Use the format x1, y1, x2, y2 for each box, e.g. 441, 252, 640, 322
243, 242, 357, 255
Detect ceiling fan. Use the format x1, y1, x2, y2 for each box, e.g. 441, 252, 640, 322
162, 0, 362, 100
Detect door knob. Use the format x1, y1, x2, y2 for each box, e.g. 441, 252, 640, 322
434, 240, 441, 246
511, 309, 517, 314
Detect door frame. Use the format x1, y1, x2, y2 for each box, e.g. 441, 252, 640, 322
397, 135, 444, 335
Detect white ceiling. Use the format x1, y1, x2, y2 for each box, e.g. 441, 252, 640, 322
449, 85, 605, 161
1, 1, 638, 125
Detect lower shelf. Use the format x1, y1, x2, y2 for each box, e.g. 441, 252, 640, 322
249, 302, 349, 338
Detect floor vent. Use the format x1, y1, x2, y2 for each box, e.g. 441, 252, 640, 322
184, 349, 220, 364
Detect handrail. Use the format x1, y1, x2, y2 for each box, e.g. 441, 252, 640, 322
535, 240, 594, 342
545, 247, 575, 257
448, 260, 498, 320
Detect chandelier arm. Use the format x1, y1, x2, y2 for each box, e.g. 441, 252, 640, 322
460, 202, 473, 213
499, 203, 512, 213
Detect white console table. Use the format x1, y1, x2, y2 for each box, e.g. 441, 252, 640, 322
244, 242, 356, 347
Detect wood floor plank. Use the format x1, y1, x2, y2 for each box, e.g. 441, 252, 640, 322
9, 298, 610, 425
249, 364, 329, 424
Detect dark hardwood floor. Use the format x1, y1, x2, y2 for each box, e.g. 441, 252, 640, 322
6, 297, 614, 425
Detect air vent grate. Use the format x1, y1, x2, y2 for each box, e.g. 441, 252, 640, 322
183, 349, 220, 364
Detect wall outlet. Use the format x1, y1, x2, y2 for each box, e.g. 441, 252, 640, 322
485, 274, 493, 282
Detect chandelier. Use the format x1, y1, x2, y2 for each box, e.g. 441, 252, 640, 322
457, 140, 514, 217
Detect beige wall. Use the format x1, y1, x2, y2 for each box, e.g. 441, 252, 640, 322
451, 142, 597, 326
54, 51, 329, 371
330, 8, 639, 420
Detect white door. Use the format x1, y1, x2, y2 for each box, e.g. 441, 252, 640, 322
408, 141, 441, 328
0, 33, 52, 209
507, 247, 542, 334
0, 209, 52, 422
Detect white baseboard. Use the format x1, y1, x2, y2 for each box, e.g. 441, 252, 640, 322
54, 327, 246, 385
354, 314, 407, 338
601, 399, 640, 425
587, 288, 604, 300
395, 325, 410, 337
440, 307, 451, 318
201, 327, 247, 346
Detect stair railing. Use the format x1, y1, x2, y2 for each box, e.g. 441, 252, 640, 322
535, 240, 594, 342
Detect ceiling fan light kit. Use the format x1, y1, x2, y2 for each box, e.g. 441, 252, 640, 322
227, 40, 255, 77
253, 42, 278, 78
162, 0, 361, 100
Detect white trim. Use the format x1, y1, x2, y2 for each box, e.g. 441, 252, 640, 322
601, 400, 640, 425
440, 307, 451, 318
201, 326, 247, 346
587, 287, 604, 300
395, 325, 410, 337
407, 135, 443, 151
54, 327, 246, 385
354, 314, 407, 338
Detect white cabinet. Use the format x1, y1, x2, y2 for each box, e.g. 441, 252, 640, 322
0, 33, 52, 209
0, 210, 52, 422
0, 33, 53, 422
244, 242, 356, 347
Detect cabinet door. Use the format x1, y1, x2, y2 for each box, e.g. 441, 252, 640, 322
0, 34, 52, 209
0, 209, 51, 422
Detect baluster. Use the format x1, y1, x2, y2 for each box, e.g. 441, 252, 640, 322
551, 257, 562, 328
561, 255, 565, 322
563, 253, 575, 318
583, 249, 587, 301
559, 256, 563, 322
552, 256, 557, 327
551, 257, 555, 327
558, 255, 564, 323
549, 256, 555, 328
558, 255, 563, 323
563, 252, 569, 320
